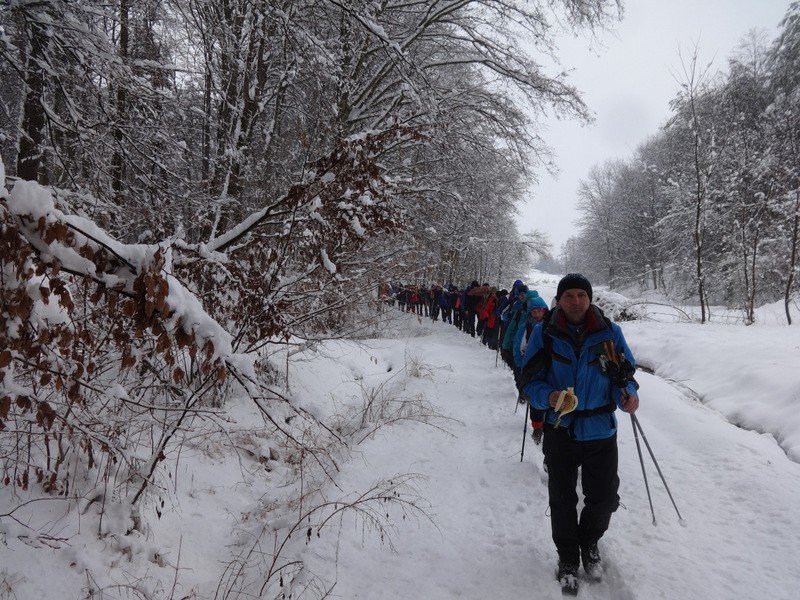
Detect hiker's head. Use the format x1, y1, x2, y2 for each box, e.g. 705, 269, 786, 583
556, 273, 592, 323
528, 296, 548, 321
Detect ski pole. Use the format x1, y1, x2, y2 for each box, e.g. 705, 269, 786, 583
632, 414, 686, 526
520, 402, 529, 462
630, 413, 656, 526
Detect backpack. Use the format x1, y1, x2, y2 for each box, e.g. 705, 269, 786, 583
518, 310, 554, 387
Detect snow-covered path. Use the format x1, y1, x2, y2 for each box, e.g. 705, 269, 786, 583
303, 315, 800, 600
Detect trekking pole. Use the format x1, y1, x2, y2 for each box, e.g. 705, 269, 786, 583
495, 322, 503, 368
602, 351, 686, 527
632, 414, 686, 526
630, 413, 656, 526
520, 402, 529, 462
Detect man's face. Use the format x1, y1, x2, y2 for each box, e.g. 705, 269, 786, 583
558, 289, 590, 324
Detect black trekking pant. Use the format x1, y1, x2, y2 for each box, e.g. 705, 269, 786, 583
542, 426, 620, 566
441, 307, 452, 323
465, 309, 477, 336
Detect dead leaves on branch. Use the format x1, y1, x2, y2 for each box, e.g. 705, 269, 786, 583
0, 191, 227, 494
0, 125, 416, 497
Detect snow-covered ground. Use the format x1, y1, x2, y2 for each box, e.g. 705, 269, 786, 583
3, 274, 800, 599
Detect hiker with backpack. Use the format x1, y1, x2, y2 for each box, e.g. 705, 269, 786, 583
441, 285, 455, 324
481, 288, 506, 349
520, 273, 639, 596
513, 293, 549, 444
463, 280, 481, 337
499, 283, 528, 368
502, 288, 539, 398
496, 281, 521, 357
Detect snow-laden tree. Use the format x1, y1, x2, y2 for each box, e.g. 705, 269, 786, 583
2, 0, 627, 559
713, 32, 777, 323
574, 160, 623, 286
765, 1, 800, 323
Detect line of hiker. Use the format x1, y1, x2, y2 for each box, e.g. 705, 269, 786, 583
385, 273, 641, 597
381, 278, 551, 442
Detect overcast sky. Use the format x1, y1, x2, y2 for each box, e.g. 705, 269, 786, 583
517, 0, 793, 255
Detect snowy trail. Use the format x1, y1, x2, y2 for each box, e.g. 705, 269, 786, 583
303, 316, 800, 600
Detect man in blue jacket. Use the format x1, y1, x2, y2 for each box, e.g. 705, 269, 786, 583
521, 273, 639, 595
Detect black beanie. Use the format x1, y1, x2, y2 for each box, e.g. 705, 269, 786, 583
556, 273, 592, 301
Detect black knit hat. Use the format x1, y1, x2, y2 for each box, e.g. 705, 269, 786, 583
556, 273, 592, 301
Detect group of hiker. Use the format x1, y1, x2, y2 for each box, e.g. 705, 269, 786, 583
386, 273, 640, 596
382, 280, 537, 349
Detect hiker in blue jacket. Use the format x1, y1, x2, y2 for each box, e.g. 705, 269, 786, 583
500, 284, 530, 376
520, 273, 639, 595
513, 294, 549, 444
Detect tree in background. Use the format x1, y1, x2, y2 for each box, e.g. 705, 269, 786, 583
563, 3, 800, 323
766, 2, 800, 324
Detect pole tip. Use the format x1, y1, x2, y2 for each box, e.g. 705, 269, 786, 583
678, 518, 688, 528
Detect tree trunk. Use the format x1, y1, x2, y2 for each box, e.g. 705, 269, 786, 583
16, 18, 47, 182
111, 0, 129, 203
691, 115, 707, 323
785, 191, 800, 325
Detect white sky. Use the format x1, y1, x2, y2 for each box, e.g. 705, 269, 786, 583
517, 0, 793, 253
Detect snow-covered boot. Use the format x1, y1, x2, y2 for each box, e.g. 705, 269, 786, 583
556, 560, 579, 596
581, 542, 603, 581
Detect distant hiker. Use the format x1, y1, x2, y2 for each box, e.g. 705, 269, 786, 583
495, 281, 519, 338
502, 287, 537, 398
452, 286, 464, 330
441, 285, 455, 324
520, 273, 639, 595
474, 283, 492, 339
464, 280, 481, 337
397, 284, 408, 311
408, 286, 420, 313
499, 282, 528, 375
481, 289, 506, 349
430, 285, 442, 322
513, 294, 549, 444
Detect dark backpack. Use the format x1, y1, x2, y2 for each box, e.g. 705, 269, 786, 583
519, 310, 554, 388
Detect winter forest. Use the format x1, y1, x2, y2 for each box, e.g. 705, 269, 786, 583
1, 0, 800, 599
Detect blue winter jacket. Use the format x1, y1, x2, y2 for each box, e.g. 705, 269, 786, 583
501, 280, 525, 323
495, 295, 511, 320
502, 290, 538, 350
521, 305, 637, 441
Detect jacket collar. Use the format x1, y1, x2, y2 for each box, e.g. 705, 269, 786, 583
549, 305, 609, 339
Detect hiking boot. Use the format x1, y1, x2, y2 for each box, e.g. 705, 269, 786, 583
517, 393, 526, 404
581, 542, 603, 581
556, 560, 579, 596
531, 426, 543, 445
